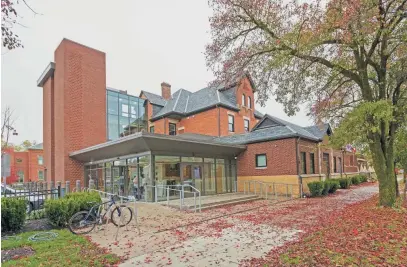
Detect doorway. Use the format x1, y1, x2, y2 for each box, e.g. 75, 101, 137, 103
181, 163, 203, 193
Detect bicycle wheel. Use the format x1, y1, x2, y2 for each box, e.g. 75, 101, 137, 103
111, 205, 133, 227
68, 211, 97, 235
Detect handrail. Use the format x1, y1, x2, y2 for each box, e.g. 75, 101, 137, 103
181, 184, 201, 212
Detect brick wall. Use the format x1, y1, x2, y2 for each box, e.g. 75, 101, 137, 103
28, 150, 45, 182
49, 39, 107, 185
238, 138, 297, 176
299, 139, 319, 175
14, 152, 29, 182
178, 107, 220, 136
43, 77, 54, 182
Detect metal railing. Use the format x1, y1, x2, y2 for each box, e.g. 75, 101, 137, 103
242, 180, 296, 199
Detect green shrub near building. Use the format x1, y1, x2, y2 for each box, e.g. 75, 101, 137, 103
1, 198, 26, 232
338, 178, 352, 189
351, 176, 361, 185
45, 192, 101, 227
308, 181, 324, 197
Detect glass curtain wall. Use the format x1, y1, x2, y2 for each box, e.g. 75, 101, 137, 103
107, 89, 147, 140
84, 155, 236, 201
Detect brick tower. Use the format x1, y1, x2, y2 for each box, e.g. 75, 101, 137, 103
37, 39, 107, 185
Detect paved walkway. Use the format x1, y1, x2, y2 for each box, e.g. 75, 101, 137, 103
88, 183, 379, 267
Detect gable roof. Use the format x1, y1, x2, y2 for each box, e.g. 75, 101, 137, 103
28, 143, 43, 150
139, 91, 167, 106
215, 114, 324, 145
150, 85, 240, 121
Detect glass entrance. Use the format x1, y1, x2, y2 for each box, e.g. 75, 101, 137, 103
181, 164, 203, 193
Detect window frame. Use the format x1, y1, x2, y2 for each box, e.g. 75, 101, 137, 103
150, 126, 155, 133
169, 123, 177, 136
228, 115, 235, 132
38, 170, 44, 181
255, 154, 267, 168
248, 96, 252, 109
38, 155, 43, 165
244, 119, 249, 132
242, 94, 246, 106
333, 156, 337, 173
310, 153, 315, 174
300, 152, 307, 174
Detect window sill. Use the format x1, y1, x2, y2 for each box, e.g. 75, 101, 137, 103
255, 167, 267, 170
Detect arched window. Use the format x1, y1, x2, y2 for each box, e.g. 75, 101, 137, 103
248, 96, 252, 108
242, 94, 246, 106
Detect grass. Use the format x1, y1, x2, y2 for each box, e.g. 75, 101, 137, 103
1, 229, 121, 267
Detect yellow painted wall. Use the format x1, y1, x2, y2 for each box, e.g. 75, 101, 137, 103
237, 175, 300, 196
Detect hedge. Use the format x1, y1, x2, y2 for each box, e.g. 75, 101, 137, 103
308, 181, 324, 197
1, 197, 26, 232
326, 180, 340, 194
338, 178, 352, 189
351, 176, 361, 185
45, 192, 101, 227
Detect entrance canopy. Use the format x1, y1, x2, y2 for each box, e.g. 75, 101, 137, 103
69, 132, 246, 163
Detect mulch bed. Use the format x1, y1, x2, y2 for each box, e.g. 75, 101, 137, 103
1, 247, 35, 262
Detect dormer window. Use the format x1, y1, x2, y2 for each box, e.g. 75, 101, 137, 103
242, 94, 246, 106
248, 96, 252, 109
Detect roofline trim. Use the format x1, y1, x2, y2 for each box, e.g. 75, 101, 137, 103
37, 62, 55, 87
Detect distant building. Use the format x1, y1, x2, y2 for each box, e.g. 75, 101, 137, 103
2, 143, 45, 184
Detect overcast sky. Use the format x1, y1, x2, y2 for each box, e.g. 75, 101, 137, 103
1, 0, 311, 145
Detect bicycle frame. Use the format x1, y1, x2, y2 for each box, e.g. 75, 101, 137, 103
83, 196, 122, 225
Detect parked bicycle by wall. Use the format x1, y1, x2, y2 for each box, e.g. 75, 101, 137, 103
68, 195, 132, 235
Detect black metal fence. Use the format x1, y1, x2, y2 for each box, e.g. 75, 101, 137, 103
1, 183, 62, 220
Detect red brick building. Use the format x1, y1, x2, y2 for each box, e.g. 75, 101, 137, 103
37, 39, 361, 196
3, 143, 45, 184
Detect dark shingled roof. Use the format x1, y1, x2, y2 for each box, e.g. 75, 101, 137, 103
303, 123, 332, 139
214, 115, 328, 145
140, 91, 167, 106
150, 86, 240, 120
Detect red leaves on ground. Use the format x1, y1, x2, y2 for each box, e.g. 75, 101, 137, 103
241, 195, 407, 266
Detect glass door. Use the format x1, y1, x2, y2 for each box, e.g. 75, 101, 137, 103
181, 164, 203, 194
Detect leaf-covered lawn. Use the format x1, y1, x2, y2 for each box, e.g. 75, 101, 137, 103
243, 195, 407, 267
1, 229, 121, 267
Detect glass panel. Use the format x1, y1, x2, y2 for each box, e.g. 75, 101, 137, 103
139, 155, 152, 201
105, 162, 112, 193
119, 116, 130, 137
107, 94, 119, 115
204, 162, 216, 195
38, 170, 44, 181
182, 164, 203, 193
138, 99, 146, 132
129, 98, 138, 118
155, 162, 181, 201
114, 160, 127, 166
169, 123, 176, 135
216, 159, 225, 164
108, 114, 119, 140
155, 156, 180, 163
216, 162, 226, 193
256, 155, 266, 167
204, 158, 215, 163
181, 157, 203, 162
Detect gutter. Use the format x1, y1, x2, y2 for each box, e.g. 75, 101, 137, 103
295, 137, 302, 197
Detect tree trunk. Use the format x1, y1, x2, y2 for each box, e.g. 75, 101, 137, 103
369, 142, 397, 206
395, 172, 399, 197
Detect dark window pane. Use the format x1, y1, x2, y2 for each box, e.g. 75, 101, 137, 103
150, 126, 154, 133
310, 153, 315, 174
301, 152, 307, 174
228, 115, 234, 132
169, 123, 177, 135
248, 96, 252, 108
119, 116, 130, 137
108, 114, 119, 140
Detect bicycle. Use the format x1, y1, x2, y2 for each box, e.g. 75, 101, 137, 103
68, 195, 133, 235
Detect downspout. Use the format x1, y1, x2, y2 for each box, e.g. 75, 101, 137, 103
296, 137, 302, 197
217, 105, 221, 137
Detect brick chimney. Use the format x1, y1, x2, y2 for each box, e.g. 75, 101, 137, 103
161, 82, 171, 100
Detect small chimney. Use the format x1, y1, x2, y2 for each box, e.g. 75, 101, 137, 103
161, 82, 171, 100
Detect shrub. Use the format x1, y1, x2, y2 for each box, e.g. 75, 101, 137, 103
327, 180, 340, 193
359, 175, 368, 183
45, 192, 101, 227
321, 181, 330, 196
338, 178, 351, 189
308, 181, 324, 197
1, 197, 26, 232
351, 176, 361, 185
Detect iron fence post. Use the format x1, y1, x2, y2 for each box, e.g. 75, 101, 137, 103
194, 192, 197, 213
58, 185, 61, 198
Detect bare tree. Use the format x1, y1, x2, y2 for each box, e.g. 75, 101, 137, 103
1, 106, 18, 151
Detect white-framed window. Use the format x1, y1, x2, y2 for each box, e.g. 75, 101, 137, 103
17, 170, 24, 183
241, 94, 246, 106
244, 119, 249, 132
248, 96, 252, 108
38, 155, 43, 165
38, 170, 44, 181
169, 123, 177, 136
228, 115, 235, 132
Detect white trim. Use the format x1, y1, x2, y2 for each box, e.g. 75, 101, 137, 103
227, 111, 235, 116
178, 126, 185, 130
243, 116, 250, 120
